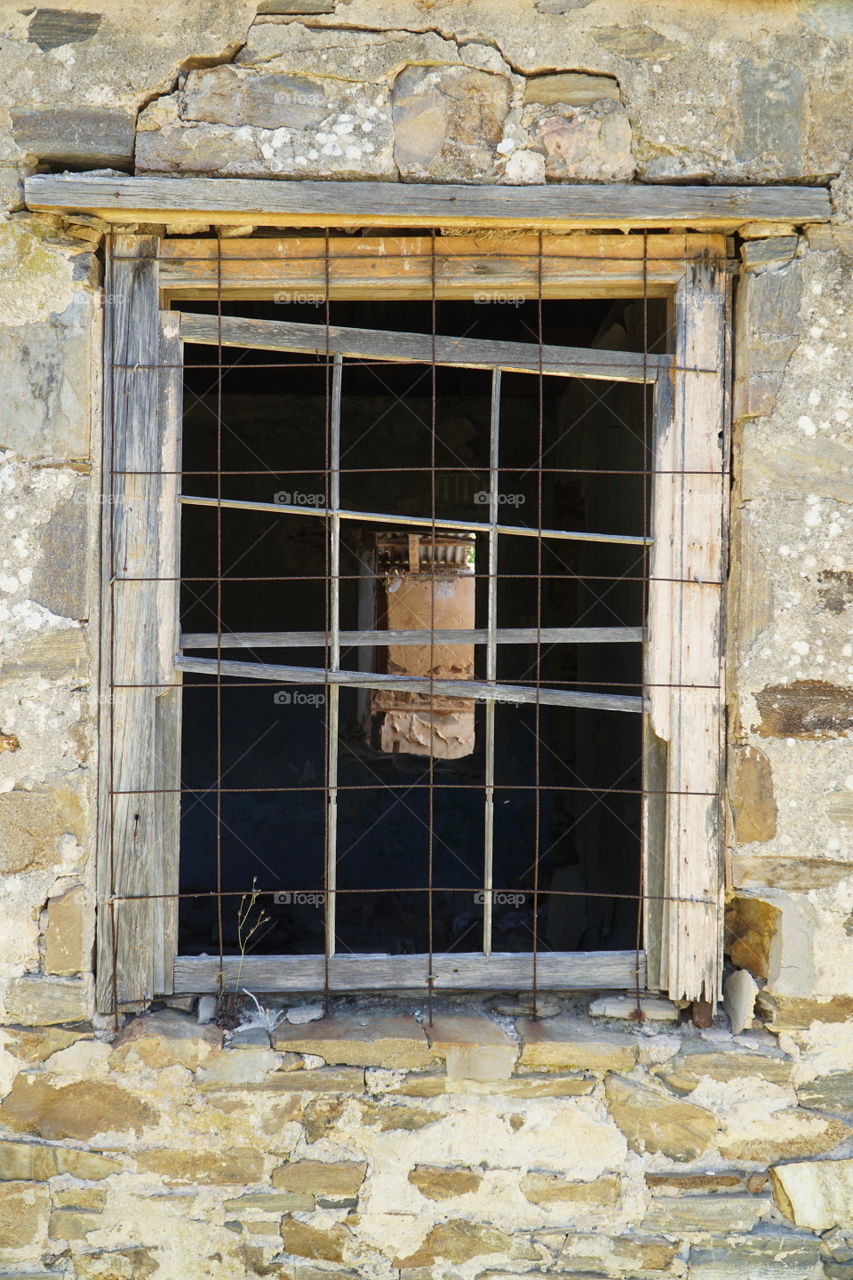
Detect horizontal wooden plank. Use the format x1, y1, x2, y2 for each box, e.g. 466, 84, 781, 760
174, 654, 645, 714
179, 311, 667, 382
25, 174, 831, 230
179, 493, 652, 548
173, 949, 646, 993
159, 233, 727, 300
181, 626, 643, 648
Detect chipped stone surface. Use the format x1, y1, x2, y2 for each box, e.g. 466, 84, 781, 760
0, 1076, 157, 1140
408, 1164, 482, 1200
605, 1074, 717, 1160
521, 1170, 621, 1206
518, 1017, 638, 1071
771, 1158, 853, 1230
272, 1015, 431, 1069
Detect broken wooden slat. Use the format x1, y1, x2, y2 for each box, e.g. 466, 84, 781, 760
179, 493, 652, 548
25, 173, 831, 230
173, 949, 646, 993
178, 311, 668, 382
180, 627, 644, 648
174, 654, 644, 714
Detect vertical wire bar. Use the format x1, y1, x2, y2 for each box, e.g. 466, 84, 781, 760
482, 366, 501, 956
427, 231, 437, 1022
531, 235, 545, 1014
215, 230, 225, 994
325, 353, 343, 963
635, 235, 650, 1015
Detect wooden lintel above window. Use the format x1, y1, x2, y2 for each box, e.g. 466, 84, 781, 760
24, 173, 830, 232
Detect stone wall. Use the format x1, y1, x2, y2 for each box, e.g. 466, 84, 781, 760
0, 1, 852, 1277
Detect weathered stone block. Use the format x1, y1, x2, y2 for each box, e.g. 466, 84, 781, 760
408, 1164, 482, 1200
272, 1015, 430, 1069
646, 1171, 744, 1192
182, 66, 329, 130
723, 967, 759, 1034
272, 1159, 366, 1201
0, 1139, 121, 1181
425, 1015, 517, 1080
29, 492, 91, 620
719, 1107, 850, 1162
111, 1008, 222, 1070
10, 1026, 90, 1062
281, 1217, 350, 1263
725, 896, 781, 982
524, 72, 620, 106
768, 1157, 850, 1223
754, 680, 853, 740
44, 885, 88, 976
392, 65, 512, 182
0, 1076, 157, 1140
0, 1180, 50, 1249
0, 629, 88, 685
734, 856, 853, 892
588, 995, 678, 1021
522, 99, 634, 181
643, 1191, 766, 1232
655, 1042, 792, 1093
557, 1231, 678, 1272
48, 1207, 102, 1240
11, 108, 134, 169
521, 1171, 620, 1207
729, 744, 777, 844
796, 1069, 853, 1117
52, 1186, 107, 1210
688, 1234, 820, 1278
135, 1147, 264, 1185
0, 787, 84, 875
4, 975, 92, 1026
357, 1100, 440, 1132
591, 24, 678, 59
604, 1074, 716, 1160
518, 1018, 638, 1071
733, 262, 802, 421
735, 59, 805, 178
740, 237, 799, 272
397, 1219, 511, 1269
757, 993, 853, 1031
223, 1190, 313, 1213
26, 8, 102, 51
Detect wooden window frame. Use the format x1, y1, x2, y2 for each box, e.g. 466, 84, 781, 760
94, 223, 731, 1014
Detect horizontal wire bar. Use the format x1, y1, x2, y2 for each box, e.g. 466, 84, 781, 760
181, 626, 643, 648
106, 887, 716, 906
110, 783, 718, 797
179, 493, 652, 547
175, 655, 645, 713
114, 466, 729, 477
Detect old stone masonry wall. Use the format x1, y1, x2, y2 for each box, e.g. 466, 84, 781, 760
0, 1, 852, 1278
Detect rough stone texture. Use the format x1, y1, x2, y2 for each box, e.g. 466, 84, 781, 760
135, 1147, 264, 1184
3, 975, 92, 1026
0, 1076, 157, 1140
111, 1009, 223, 1070
392, 65, 512, 182
281, 1217, 350, 1263
524, 72, 620, 106
604, 1074, 716, 1160
0, 787, 84, 874
755, 681, 853, 739
718, 1107, 851, 1162
517, 1018, 638, 1071
520, 1171, 621, 1206
11, 108, 134, 169
771, 1158, 853, 1230
729, 744, 777, 842
556, 1232, 679, 1273
688, 1234, 821, 1278
397, 1219, 511, 1269
643, 1191, 765, 1233
723, 967, 759, 1033
796, 1069, 853, 1117
408, 1164, 482, 1200
44, 885, 88, 975
424, 1015, 517, 1080
656, 1043, 792, 1092
272, 1159, 366, 1199
725, 895, 780, 980
0, 1180, 50, 1249
0, 1139, 121, 1181
521, 99, 634, 181
272, 1015, 431, 1068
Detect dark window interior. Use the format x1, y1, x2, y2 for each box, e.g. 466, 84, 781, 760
178, 296, 666, 961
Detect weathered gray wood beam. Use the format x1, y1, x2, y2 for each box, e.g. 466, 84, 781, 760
25, 174, 831, 230
180, 627, 643, 647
